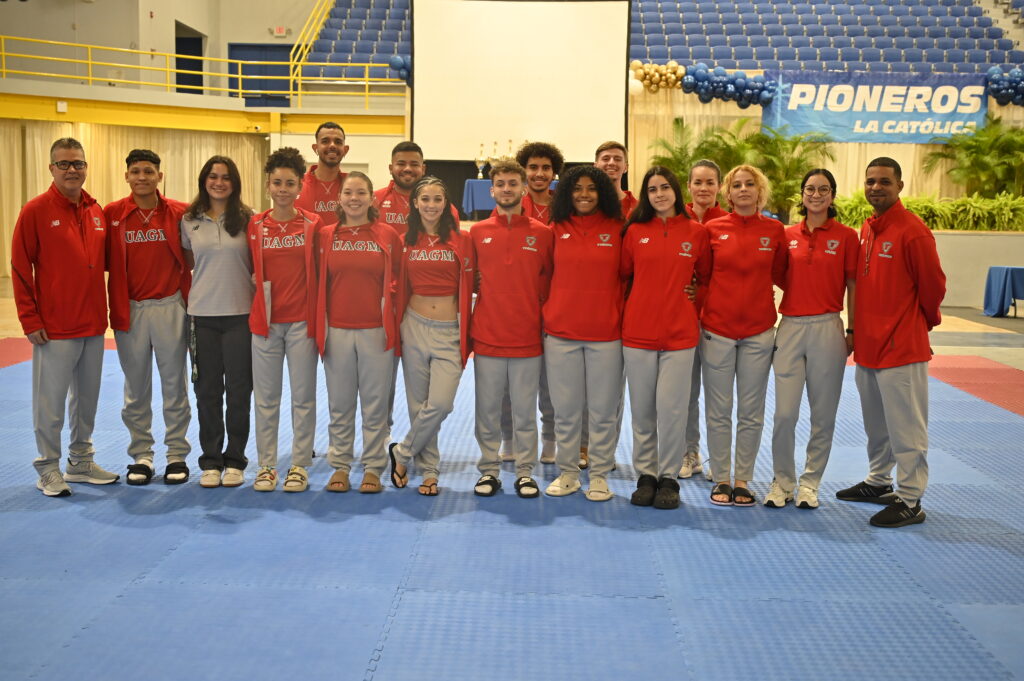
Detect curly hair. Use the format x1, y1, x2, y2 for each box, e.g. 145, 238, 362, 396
550, 165, 622, 224
515, 142, 564, 176
264, 146, 306, 178
722, 164, 772, 212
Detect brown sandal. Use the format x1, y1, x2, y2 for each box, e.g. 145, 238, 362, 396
359, 472, 383, 494
326, 469, 350, 493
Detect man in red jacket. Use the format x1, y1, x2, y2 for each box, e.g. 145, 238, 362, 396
12, 138, 118, 496
837, 157, 946, 528
104, 149, 191, 486
595, 141, 638, 219
374, 141, 459, 235
295, 121, 348, 225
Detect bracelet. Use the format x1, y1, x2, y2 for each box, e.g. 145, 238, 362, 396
845, 328, 854, 334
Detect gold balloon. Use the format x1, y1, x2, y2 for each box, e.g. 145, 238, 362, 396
650, 82, 660, 93
667, 60, 679, 69
630, 59, 643, 71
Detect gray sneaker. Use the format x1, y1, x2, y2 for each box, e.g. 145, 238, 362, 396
64, 461, 120, 485
37, 470, 72, 497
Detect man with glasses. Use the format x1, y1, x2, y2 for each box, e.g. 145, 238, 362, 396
836, 157, 946, 527
12, 137, 118, 496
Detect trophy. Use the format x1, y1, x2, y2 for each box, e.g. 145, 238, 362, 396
475, 143, 488, 179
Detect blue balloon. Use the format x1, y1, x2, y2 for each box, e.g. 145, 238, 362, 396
402, 55, 412, 71
733, 71, 747, 81
389, 55, 404, 71
1014, 92, 1024, 105
725, 84, 737, 98
694, 69, 710, 82
997, 93, 1012, 106
738, 99, 751, 109
751, 74, 765, 84
698, 91, 714, 103
988, 66, 1004, 77
399, 68, 409, 80
697, 81, 712, 94
693, 62, 709, 72
733, 77, 747, 91
682, 75, 696, 92
759, 90, 774, 105
713, 66, 728, 77
1011, 68, 1024, 79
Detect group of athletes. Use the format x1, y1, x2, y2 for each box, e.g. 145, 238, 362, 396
12, 121, 946, 528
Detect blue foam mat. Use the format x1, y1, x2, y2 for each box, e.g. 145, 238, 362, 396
1, 351, 1023, 680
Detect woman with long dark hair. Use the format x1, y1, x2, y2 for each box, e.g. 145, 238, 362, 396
543, 165, 624, 502
701, 164, 787, 507
768, 168, 858, 509
389, 177, 474, 496
181, 155, 254, 488
622, 167, 711, 509
247, 148, 320, 493
318, 172, 403, 494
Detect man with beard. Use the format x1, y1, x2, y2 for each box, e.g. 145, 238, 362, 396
374, 141, 459, 234
295, 122, 348, 225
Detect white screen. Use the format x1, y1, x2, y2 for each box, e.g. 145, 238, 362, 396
412, 0, 629, 162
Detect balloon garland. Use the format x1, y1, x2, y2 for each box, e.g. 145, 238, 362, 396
630, 60, 778, 107
389, 55, 413, 86
986, 66, 1024, 106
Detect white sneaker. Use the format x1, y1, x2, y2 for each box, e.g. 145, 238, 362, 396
678, 452, 702, 479
796, 484, 819, 509
545, 473, 581, 497
253, 466, 277, 492
764, 480, 793, 508
222, 467, 245, 487
540, 439, 556, 464
500, 440, 514, 462
63, 461, 119, 485
584, 476, 614, 502
199, 469, 222, 488
37, 470, 72, 497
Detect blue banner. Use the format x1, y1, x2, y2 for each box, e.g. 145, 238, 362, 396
760, 71, 987, 144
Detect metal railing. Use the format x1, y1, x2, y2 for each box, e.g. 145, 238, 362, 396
0, 33, 405, 109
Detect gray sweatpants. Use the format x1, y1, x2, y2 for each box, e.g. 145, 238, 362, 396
252, 321, 317, 469
397, 310, 463, 480
476, 354, 541, 479
856, 361, 930, 506
624, 346, 695, 479
324, 326, 394, 476
32, 335, 104, 476
701, 327, 775, 482
685, 348, 702, 454
771, 313, 847, 491
544, 335, 623, 479
501, 360, 555, 444
114, 293, 191, 465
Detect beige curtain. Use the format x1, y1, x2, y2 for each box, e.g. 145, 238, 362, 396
1, 119, 270, 276
627, 87, 960, 206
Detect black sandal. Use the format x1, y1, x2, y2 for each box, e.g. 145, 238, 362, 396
127, 463, 154, 486
710, 482, 734, 506
163, 461, 189, 485
418, 479, 439, 496
515, 477, 540, 498
732, 486, 756, 507
388, 443, 408, 489
474, 474, 502, 497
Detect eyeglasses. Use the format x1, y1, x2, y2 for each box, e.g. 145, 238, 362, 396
803, 185, 832, 196
52, 160, 88, 171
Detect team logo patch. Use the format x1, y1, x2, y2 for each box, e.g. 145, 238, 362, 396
719, 234, 729, 240
760, 237, 770, 247
827, 239, 839, 250
51, 220, 60, 227
93, 217, 101, 226
382, 200, 392, 208
482, 237, 492, 244
525, 236, 536, 246
112, 220, 120, 227
560, 233, 570, 239
681, 242, 692, 252
639, 237, 650, 244
789, 239, 798, 248
882, 241, 893, 253
599, 234, 610, 242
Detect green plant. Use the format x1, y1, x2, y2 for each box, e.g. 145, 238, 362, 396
649, 118, 697, 182
833, 191, 1024, 231
923, 115, 1024, 198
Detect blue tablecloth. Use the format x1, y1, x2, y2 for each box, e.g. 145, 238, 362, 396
462, 179, 494, 214
983, 266, 1024, 317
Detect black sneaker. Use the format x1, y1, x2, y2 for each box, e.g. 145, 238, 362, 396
870, 499, 926, 528
836, 481, 896, 504
653, 477, 681, 510
630, 475, 658, 507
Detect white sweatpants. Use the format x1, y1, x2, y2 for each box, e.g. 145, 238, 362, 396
700, 327, 775, 482
114, 293, 190, 464
475, 354, 541, 479
323, 326, 394, 476
856, 361, 930, 505
771, 313, 847, 491
32, 335, 104, 475
252, 321, 317, 468
544, 335, 623, 479
624, 346, 695, 479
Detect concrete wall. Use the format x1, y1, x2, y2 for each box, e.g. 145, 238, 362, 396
934, 231, 1024, 308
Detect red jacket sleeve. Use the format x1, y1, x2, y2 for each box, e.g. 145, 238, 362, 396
905, 233, 946, 330
620, 230, 635, 280
771, 223, 788, 289
11, 204, 43, 335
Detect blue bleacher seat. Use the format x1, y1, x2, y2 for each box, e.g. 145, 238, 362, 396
824, 24, 846, 37
780, 59, 802, 69
641, 11, 660, 22
354, 39, 375, 53
954, 62, 978, 73
875, 36, 894, 49
777, 46, 798, 60
708, 34, 728, 47
867, 61, 888, 72
944, 5, 967, 16
369, 53, 392, 65
380, 29, 400, 42
853, 35, 873, 49
845, 25, 867, 37
397, 40, 410, 54
647, 33, 668, 46
667, 33, 687, 47
990, 49, 1007, 63
720, 12, 740, 24
796, 47, 818, 60
947, 26, 967, 39
740, 12, 760, 24
986, 27, 1004, 39
376, 40, 397, 54
384, 18, 404, 31
665, 22, 684, 35
768, 35, 791, 48
760, 59, 781, 69
630, 45, 648, 60
937, 15, 958, 28
832, 3, 852, 14
967, 5, 983, 17
793, 3, 812, 14
929, 37, 951, 49
764, 24, 786, 37
831, 36, 853, 48
340, 28, 359, 41
910, 5, 929, 16
802, 60, 824, 71
346, 18, 365, 30
818, 46, 840, 61
734, 45, 755, 59
711, 45, 733, 59
336, 39, 355, 53
923, 47, 945, 62
878, 15, 898, 28
360, 28, 380, 40
717, 58, 738, 68
737, 58, 759, 69
302, 64, 322, 78
691, 45, 712, 60
996, 38, 1014, 51
945, 47, 965, 62
824, 60, 845, 71
905, 25, 926, 38
839, 14, 860, 26
862, 47, 882, 61
783, 23, 805, 37
349, 7, 369, 20
754, 45, 774, 59
865, 25, 885, 38
799, 13, 819, 25
976, 37, 996, 50
931, 61, 954, 73
917, 16, 938, 28
890, 5, 911, 16
704, 23, 725, 34
649, 45, 669, 60
818, 14, 839, 26
680, 1, 698, 11
320, 27, 341, 41
326, 17, 343, 29
780, 13, 800, 24
880, 47, 901, 61
904, 47, 924, 61
314, 39, 333, 52
728, 33, 753, 45
310, 51, 330, 62
321, 65, 342, 78
890, 62, 912, 72
926, 25, 946, 38
840, 47, 860, 61
847, 60, 868, 71
682, 11, 701, 23
852, 3, 873, 15
805, 24, 825, 37
911, 61, 932, 73
349, 51, 372, 64
668, 45, 690, 60
790, 35, 811, 48
810, 36, 832, 48
369, 7, 387, 20
749, 35, 770, 48
964, 48, 987, 64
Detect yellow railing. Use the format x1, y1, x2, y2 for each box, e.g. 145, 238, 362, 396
0, 34, 405, 109
290, 0, 334, 82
